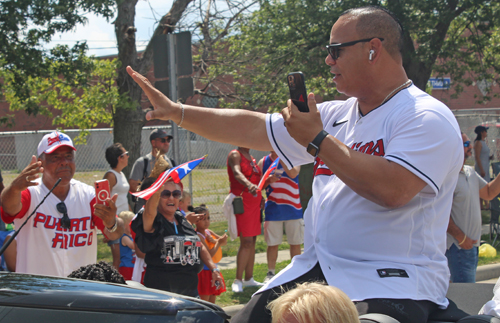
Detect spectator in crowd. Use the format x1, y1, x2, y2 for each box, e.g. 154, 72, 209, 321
257, 151, 303, 283
128, 129, 175, 195
0, 131, 124, 277
130, 155, 171, 284
179, 191, 192, 216
68, 261, 126, 284
104, 143, 131, 269
194, 204, 228, 303
0, 230, 16, 272
131, 180, 223, 297
227, 147, 264, 293
126, 5, 463, 321
117, 211, 136, 281
447, 133, 500, 282
267, 282, 360, 323
474, 125, 492, 209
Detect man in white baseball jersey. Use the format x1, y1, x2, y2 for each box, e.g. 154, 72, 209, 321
126, 6, 463, 323
0, 131, 124, 277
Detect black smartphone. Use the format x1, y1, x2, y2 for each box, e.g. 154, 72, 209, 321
287, 72, 309, 112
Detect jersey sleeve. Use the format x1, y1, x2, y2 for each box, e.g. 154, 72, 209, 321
384, 101, 462, 196
0, 189, 31, 223
266, 113, 315, 169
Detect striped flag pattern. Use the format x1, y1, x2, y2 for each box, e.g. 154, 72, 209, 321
131, 155, 206, 200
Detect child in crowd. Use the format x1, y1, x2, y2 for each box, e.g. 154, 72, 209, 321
179, 191, 192, 216
118, 211, 136, 281
267, 282, 360, 323
194, 204, 228, 303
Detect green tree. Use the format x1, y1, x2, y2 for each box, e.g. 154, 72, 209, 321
206, 0, 500, 111
0, 0, 256, 176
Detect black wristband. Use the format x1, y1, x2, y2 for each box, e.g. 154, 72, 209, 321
307, 130, 329, 157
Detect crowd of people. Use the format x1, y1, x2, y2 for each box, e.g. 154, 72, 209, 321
0, 4, 499, 323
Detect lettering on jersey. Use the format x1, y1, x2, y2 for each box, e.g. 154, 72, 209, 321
33, 212, 95, 249
313, 139, 385, 178
313, 157, 334, 177
351, 139, 385, 156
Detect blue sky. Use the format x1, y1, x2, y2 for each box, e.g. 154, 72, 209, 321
46, 0, 174, 57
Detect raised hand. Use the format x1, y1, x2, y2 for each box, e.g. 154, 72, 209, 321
126, 66, 181, 122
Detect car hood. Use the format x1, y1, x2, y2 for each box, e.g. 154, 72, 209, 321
0, 272, 228, 319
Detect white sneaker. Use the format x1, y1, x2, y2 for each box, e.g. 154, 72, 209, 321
231, 279, 243, 293
263, 271, 275, 284
242, 277, 264, 287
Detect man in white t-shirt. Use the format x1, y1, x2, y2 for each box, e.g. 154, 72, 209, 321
127, 6, 462, 323
0, 131, 124, 277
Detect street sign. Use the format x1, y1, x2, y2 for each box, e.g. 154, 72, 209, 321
428, 77, 451, 90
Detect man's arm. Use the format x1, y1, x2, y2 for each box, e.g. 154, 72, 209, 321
447, 217, 476, 250
480, 173, 500, 201
281, 94, 429, 209
127, 66, 272, 152
94, 195, 124, 240
1, 156, 43, 216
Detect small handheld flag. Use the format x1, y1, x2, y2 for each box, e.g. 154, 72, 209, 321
257, 157, 280, 191
132, 155, 206, 200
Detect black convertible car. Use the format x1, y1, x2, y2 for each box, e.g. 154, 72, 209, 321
0, 272, 229, 322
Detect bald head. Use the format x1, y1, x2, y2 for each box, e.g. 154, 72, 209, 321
340, 6, 403, 60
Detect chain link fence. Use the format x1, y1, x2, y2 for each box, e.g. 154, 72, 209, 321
0, 126, 268, 222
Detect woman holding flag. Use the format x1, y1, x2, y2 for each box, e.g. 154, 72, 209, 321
131, 157, 223, 297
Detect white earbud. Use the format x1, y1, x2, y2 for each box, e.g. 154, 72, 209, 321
369, 50, 375, 61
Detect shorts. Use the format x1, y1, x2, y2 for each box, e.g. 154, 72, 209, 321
197, 269, 226, 296
264, 219, 304, 246
119, 266, 133, 281
235, 192, 262, 237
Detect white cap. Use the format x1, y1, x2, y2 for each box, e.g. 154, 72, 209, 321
37, 131, 76, 157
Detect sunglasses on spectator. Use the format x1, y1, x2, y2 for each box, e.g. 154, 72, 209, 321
120, 151, 129, 158
56, 202, 71, 230
160, 190, 182, 199
158, 137, 172, 143
326, 37, 384, 61
463, 141, 471, 148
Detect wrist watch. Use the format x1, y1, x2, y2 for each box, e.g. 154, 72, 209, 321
211, 268, 221, 273
307, 130, 329, 157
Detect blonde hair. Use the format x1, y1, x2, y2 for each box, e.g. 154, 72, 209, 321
118, 211, 135, 223
267, 282, 360, 323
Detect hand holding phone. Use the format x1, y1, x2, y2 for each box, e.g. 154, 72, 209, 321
287, 72, 309, 112
95, 179, 110, 206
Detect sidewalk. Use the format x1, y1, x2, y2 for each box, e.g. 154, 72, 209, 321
218, 248, 294, 270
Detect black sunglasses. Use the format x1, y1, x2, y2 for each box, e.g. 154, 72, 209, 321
56, 202, 71, 230
464, 141, 471, 148
160, 190, 182, 199
159, 137, 172, 143
326, 37, 384, 61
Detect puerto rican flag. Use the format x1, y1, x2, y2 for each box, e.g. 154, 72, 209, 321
257, 157, 280, 191
132, 155, 206, 200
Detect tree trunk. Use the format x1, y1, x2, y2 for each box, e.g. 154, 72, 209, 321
114, 0, 145, 178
